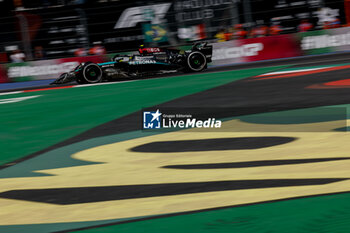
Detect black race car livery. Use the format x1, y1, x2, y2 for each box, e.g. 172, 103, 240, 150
51, 42, 213, 85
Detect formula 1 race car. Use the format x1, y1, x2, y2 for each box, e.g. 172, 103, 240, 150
51, 42, 213, 84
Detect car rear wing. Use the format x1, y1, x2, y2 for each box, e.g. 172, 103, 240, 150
192, 42, 213, 62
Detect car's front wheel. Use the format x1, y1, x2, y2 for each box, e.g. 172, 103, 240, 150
78, 62, 103, 84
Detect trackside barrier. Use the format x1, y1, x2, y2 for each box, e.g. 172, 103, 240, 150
211, 26, 350, 66
0, 55, 110, 83
1, 27, 350, 83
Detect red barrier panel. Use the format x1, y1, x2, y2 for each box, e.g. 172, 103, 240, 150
239, 35, 302, 62
0, 66, 9, 83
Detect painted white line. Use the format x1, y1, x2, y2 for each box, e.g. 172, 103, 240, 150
257, 67, 332, 77
73, 80, 137, 88
0, 91, 23, 96
0, 95, 41, 104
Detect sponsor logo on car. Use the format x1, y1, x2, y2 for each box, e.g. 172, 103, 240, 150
129, 60, 157, 65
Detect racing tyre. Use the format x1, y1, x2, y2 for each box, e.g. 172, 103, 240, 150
186, 51, 207, 72
80, 62, 103, 84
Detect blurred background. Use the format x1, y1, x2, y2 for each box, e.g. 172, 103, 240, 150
4, 2, 350, 232
0, 0, 348, 63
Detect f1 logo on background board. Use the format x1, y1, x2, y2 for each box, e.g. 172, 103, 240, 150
143, 109, 162, 129
114, 3, 172, 29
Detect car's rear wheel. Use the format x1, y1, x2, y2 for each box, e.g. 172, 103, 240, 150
186, 51, 207, 72
80, 62, 103, 84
